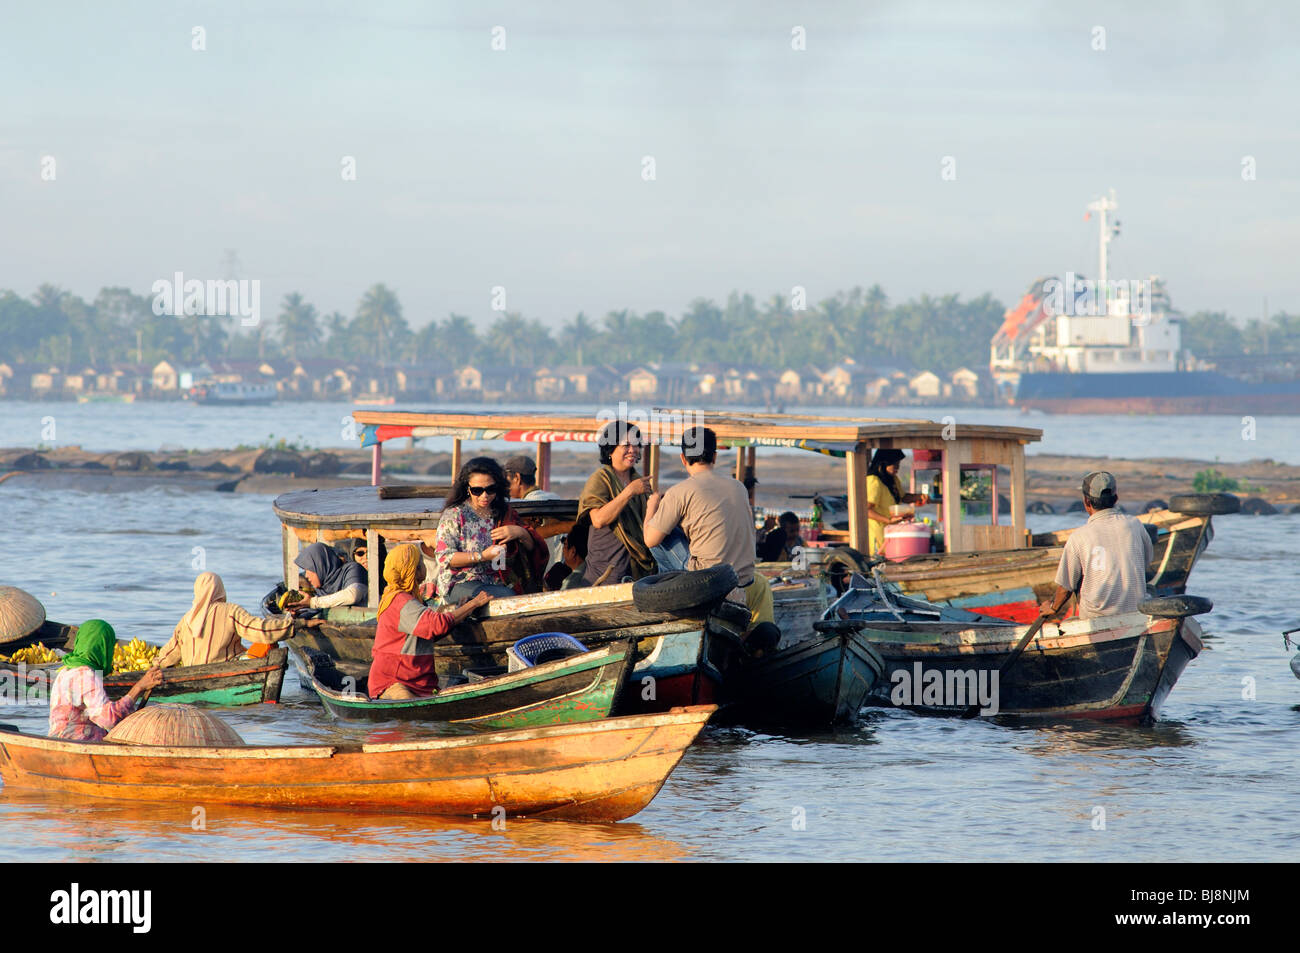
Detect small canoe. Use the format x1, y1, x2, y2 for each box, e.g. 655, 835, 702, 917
0, 705, 717, 822
721, 623, 885, 727
1, 638, 289, 707
291, 639, 634, 729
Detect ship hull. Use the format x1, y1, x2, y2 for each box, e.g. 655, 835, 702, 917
1015, 371, 1300, 415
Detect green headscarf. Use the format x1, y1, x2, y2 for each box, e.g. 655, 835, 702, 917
61, 619, 117, 675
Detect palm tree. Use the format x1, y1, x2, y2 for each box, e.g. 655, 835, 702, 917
354, 284, 410, 363
277, 292, 321, 358
488, 312, 528, 366
559, 312, 598, 365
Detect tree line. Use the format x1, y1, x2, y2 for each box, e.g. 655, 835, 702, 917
1, 281, 1295, 373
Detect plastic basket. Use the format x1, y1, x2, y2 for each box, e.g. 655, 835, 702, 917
506, 632, 588, 672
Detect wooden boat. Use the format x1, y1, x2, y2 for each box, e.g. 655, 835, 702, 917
345, 408, 1219, 628
0, 623, 288, 706
721, 624, 885, 727
828, 582, 1206, 720
0, 705, 716, 822
273, 488, 749, 712
291, 638, 634, 729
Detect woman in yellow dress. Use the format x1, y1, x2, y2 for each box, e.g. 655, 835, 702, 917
865, 449, 930, 556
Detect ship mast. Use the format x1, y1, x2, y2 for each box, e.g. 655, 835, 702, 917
1086, 189, 1119, 285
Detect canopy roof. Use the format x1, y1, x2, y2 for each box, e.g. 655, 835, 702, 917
352, 409, 1042, 454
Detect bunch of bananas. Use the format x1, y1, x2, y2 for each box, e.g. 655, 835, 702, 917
111, 638, 160, 674
0, 643, 60, 665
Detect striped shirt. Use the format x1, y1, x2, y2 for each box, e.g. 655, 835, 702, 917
1055, 508, 1153, 620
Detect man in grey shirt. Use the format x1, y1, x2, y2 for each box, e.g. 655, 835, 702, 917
1041, 471, 1153, 621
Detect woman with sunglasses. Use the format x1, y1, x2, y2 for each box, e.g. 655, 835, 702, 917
433, 456, 547, 602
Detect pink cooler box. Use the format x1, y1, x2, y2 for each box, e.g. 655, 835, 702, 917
884, 523, 932, 561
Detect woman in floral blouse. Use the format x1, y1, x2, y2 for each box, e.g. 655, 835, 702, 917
434, 457, 547, 602
48, 620, 162, 741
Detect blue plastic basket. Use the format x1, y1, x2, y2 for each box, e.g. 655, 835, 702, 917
507, 632, 588, 671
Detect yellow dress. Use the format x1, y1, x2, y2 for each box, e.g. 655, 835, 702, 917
865, 474, 903, 555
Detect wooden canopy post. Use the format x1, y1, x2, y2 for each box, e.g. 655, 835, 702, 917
941, 439, 968, 553
734, 446, 744, 480
370, 443, 383, 487
284, 527, 300, 590
450, 438, 462, 481
366, 528, 380, 608
846, 444, 870, 553
1010, 443, 1027, 547
536, 440, 551, 491
647, 443, 660, 491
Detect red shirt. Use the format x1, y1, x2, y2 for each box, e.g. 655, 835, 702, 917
368, 591, 456, 697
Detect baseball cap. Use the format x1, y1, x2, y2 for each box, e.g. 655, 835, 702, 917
1082, 471, 1118, 502
504, 455, 537, 479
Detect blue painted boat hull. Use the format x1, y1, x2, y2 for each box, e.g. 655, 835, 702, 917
723, 629, 885, 727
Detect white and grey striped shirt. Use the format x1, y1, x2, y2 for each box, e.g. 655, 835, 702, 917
1055, 508, 1153, 620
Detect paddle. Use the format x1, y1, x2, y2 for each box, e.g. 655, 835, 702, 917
961, 613, 1050, 719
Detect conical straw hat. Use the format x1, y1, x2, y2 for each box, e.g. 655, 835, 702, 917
0, 587, 46, 644
105, 703, 246, 747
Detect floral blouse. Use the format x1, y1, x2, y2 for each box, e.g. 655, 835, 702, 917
49, 666, 140, 741
434, 504, 508, 601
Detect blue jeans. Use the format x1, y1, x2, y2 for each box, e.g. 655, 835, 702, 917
650, 528, 692, 574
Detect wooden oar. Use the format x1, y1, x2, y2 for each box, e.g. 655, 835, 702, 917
961, 613, 1050, 719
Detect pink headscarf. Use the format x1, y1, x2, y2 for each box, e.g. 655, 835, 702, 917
181, 572, 227, 640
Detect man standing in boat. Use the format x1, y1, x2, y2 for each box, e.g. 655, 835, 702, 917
504, 454, 562, 570
1040, 471, 1153, 620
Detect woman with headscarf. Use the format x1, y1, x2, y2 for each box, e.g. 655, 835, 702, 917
433, 457, 547, 602
368, 543, 493, 699
578, 420, 657, 585
865, 448, 931, 555
284, 542, 367, 610
156, 572, 294, 668
48, 620, 163, 741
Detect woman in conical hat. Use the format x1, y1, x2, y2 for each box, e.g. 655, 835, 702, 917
48, 620, 162, 741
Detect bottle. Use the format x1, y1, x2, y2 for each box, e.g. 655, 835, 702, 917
808, 500, 822, 542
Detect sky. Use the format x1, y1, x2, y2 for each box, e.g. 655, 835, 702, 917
2, 0, 1298, 333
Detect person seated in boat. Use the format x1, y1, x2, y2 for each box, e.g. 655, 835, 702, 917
865, 449, 930, 556
369, 543, 494, 699
757, 510, 803, 562
505, 454, 563, 570
578, 419, 657, 585
157, 572, 294, 668
284, 542, 367, 610
544, 515, 592, 591
1040, 471, 1154, 621
644, 426, 775, 629
434, 456, 548, 602
48, 620, 163, 741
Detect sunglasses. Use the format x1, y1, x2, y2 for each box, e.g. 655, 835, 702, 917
468, 486, 497, 497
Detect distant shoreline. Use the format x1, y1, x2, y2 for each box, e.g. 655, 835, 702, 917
3, 444, 1296, 513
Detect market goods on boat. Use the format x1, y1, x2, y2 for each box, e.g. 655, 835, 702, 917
292, 637, 635, 729
112, 638, 160, 674
0, 706, 717, 822
0, 643, 59, 665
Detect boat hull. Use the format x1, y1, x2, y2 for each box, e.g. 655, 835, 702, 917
297, 641, 632, 729
722, 629, 885, 727
0, 706, 716, 822
860, 614, 1202, 720
1, 647, 288, 706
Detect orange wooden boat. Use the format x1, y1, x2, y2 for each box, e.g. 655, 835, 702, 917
0, 706, 714, 823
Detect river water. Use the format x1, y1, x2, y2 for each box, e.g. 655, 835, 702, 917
1, 404, 1297, 861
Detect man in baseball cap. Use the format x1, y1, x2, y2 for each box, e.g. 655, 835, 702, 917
503, 454, 561, 568
1041, 471, 1153, 621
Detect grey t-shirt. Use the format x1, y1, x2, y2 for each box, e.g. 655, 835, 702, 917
1055, 508, 1153, 620
645, 468, 756, 587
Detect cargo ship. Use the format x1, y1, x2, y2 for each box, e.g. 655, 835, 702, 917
990, 190, 1300, 415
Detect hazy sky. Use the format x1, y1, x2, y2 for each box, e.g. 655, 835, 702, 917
2, 1, 1297, 333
